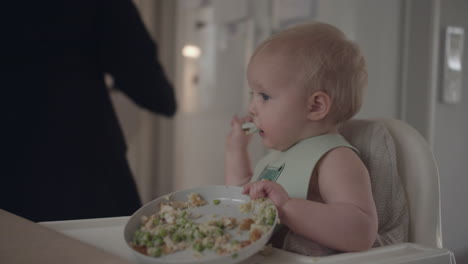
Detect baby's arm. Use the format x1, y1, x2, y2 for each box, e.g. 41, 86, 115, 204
244, 147, 378, 252
224, 115, 254, 186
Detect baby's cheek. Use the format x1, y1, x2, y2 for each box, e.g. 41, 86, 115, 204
261, 138, 275, 149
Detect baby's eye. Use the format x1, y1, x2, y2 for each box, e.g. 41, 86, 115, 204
259, 93, 270, 101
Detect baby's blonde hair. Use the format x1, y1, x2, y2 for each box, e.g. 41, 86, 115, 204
251, 22, 367, 124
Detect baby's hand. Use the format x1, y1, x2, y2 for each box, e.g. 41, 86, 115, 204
242, 180, 290, 211
226, 115, 253, 152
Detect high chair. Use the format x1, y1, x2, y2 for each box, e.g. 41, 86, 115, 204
248, 118, 455, 263
305, 117, 455, 264
340, 118, 442, 248
376, 118, 444, 248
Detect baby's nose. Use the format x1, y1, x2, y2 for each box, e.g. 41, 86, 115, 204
248, 101, 256, 116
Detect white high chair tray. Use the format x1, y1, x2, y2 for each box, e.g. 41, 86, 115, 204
40, 216, 455, 264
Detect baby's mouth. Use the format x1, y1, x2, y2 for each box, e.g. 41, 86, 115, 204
241, 121, 264, 135
253, 124, 264, 135
255, 123, 264, 134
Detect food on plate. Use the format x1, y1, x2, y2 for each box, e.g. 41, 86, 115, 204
129, 193, 276, 258
188, 192, 207, 207
239, 218, 254, 231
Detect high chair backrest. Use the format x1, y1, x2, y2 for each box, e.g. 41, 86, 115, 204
340, 118, 443, 248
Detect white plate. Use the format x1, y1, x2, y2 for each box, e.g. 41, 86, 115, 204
123, 185, 278, 264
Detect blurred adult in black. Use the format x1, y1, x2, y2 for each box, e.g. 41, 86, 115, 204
2, 0, 176, 221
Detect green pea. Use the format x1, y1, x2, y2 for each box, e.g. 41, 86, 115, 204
215, 229, 224, 236
213, 199, 220, 205
205, 242, 214, 249
267, 217, 275, 225
193, 242, 205, 252
133, 230, 142, 244
216, 221, 224, 229
179, 218, 187, 226
169, 226, 177, 233
159, 229, 167, 237
172, 233, 183, 242
153, 236, 164, 246
194, 229, 205, 239
152, 247, 162, 257
145, 240, 153, 247
153, 218, 160, 225
137, 232, 150, 245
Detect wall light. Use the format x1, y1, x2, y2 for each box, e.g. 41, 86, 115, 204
182, 45, 201, 58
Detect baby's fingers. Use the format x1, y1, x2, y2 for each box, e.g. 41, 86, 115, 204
243, 180, 290, 210
242, 181, 267, 200
242, 182, 252, 194
230, 115, 241, 127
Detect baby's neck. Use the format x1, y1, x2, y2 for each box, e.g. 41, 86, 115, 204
310, 126, 338, 137
299, 122, 339, 140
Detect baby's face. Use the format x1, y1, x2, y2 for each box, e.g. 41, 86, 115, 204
247, 52, 310, 151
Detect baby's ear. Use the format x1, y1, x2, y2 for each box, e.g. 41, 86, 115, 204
306, 91, 331, 121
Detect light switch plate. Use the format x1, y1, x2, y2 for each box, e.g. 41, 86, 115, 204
442, 26, 464, 104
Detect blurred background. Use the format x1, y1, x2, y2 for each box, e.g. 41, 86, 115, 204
112, 0, 467, 261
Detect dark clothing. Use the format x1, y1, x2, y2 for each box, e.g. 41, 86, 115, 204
2, 0, 176, 221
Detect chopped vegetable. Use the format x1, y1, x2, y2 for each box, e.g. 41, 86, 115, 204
129, 194, 277, 259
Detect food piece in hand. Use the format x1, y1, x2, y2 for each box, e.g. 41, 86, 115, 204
241, 122, 259, 134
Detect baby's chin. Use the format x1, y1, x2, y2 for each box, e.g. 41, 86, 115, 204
261, 139, 275, 150
262, 140, 294, 152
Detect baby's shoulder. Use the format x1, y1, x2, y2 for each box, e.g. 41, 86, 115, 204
317, 146, 368, 178
324, 145, 360, 160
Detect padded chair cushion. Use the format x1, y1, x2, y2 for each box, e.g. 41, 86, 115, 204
340, 119, 409, 246
281, 120, 410, 256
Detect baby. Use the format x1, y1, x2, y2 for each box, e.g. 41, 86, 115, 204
224, 22, 378, 256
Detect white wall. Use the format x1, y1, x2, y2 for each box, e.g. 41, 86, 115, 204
401, 0, 468, 261
434, 0, 468, 261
